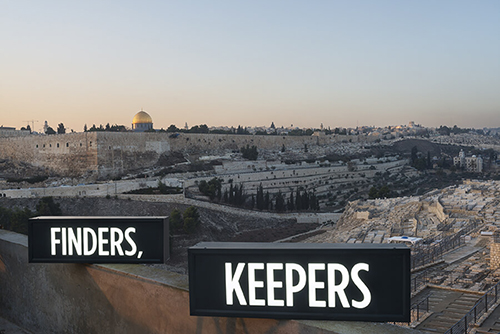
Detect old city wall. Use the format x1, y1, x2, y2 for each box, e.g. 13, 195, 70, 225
0, 229, 414, 334
1, 132, 377, 178
166, 132, 376, 153
0, 132, 98, 177
95, 132, 171, 178
0, 128, 31, 138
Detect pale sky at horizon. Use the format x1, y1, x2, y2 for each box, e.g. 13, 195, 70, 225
1, 0, 499, 133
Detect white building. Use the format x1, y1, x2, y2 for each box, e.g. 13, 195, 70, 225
453, 150, 483, 172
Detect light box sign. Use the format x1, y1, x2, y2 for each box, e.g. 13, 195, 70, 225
189, 242, 410, 322
29, 216, 168, 263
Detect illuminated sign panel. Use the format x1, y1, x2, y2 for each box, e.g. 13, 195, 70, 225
29, 216, 168, 263
189, 242, 410, 321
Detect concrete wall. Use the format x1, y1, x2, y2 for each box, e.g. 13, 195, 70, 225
0, 229, 419, 334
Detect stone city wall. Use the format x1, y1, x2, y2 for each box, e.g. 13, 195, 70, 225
0, 132, 378, 178
0, 132, 98, 177
0, 128, 31, 138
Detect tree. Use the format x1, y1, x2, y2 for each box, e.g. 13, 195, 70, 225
45, 126, 56, 135
288, 192, 295, 211
183, 206, 200, 234
57, 123, 66, 134
189, 124, 209, 133
295, 189, 302, 210
236, 125, 250, 135
169, 209, 183, 232
36, 197, 62, 216
240, 145, 258, 160
411, 146, 418, 164
256, 183, 264, 210
414, 158, 427, 171
167, 124, 179, 132
264, 192, 270, 210
275, 191, 285, 212
368, 186, 379, 199
437, 125, 451, 136
84, 124, 88, 132
270, 122, 275, 129
198, 178, 222, 201
378, 185, 391, 198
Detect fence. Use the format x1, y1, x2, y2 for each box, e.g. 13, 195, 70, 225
392, 293, 431, 327
444, 281, 500, 334
411, 271, 428, 294
411, 220, 479, 270
411, 293, 431, 323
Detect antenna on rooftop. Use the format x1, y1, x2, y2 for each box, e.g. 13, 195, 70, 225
24, 120, 39, 131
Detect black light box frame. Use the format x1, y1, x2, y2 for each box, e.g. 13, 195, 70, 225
189, 242, 410, 322
29, 216, 169, 264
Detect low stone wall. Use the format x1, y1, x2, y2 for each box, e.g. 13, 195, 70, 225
0, 229, 420, 334
491, 242, 500, 269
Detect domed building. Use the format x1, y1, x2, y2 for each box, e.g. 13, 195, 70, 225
132, 110, 153, 132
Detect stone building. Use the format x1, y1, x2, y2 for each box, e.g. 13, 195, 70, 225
132, 110, 153, 132
453, 149, 483, 172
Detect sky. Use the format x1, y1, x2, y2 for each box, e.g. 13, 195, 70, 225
1, 1, 500, 132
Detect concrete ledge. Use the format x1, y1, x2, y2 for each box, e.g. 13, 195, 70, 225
0, 229, 424, 334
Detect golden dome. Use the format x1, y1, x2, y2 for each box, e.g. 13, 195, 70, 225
132, 111, 153, 124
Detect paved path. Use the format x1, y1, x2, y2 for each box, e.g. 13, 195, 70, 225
414, 288, 480, 333
475, 303, 500, 333
443, 237, 484, 265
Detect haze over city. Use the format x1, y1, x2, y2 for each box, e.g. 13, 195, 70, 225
2, 0, 500, 132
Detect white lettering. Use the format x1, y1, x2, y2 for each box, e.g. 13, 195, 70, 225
225, 263, 247, 305
248, 263, 265, 306
285, 263, 306, 307
51, 227, 61, 255
351, 263, 371, 309
67, 227, 82, 256
110, 227, 124, 256
83, 227, 97, 256
124, 227, 137, 256
98, 227, 109, 256
221, 261, 372, 310
308, 263, 326, 307
61, 227, 67, 256
49, 226, 140, 258
327, 264, 350, 308
267, 263, 284, 306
